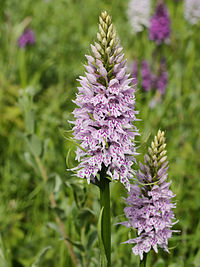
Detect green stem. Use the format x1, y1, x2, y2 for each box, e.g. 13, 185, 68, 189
140, 253, 147, 267
99, 167, 111, 266
19, 49, 27, 88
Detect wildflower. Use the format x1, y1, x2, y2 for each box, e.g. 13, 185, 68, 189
122, 130, 177, 260
71, 11, 139, 190
156, 59, 168, 95
149, 2, 171, 44
184, 0, 200, 25
141, 60, 152, 92
18, 29, 35, 48
127, 0, 151, 33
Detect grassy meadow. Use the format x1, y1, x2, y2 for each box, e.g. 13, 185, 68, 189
0, 0, 200, 266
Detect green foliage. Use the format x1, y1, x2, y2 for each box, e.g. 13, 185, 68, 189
98, 207, 107, 267
31, 246, 52, 267
0, 0, 200, 266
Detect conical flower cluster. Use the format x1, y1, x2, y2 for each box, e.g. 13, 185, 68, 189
149, 2, 171, 44
71, 11, 139, 190
122, 130, 177, 259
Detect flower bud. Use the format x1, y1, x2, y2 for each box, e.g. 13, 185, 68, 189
97, 32, 102, 42
95, 42, 102, 52
108, 24, 113, 33
101, 11, 107, 20
106, 15, 111, 25
99, 25, 106, 37
103, 21, 108, 31
99, 16, 104, 25
109, 39, 114, 48
102, 37, 107, 46
160, 150, 167, 157
106, 47, 111, 54
159, 156, 167, 164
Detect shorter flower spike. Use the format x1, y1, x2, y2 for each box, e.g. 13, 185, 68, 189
121, 130, 177, 260
149, 2, 170, 45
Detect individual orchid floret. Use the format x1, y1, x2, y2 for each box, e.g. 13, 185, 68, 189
149, 2, 171, 45
71, 11, 139, 190
122, 130, 177, 260
184, 0, 200, 25
127, 0, 151, 33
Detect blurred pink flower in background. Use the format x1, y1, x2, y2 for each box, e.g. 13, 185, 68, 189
18, 29, 35, 48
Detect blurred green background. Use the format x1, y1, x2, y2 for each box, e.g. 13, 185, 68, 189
0, 0, 200, 266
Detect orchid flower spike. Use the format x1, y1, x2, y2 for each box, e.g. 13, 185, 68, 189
71, 11, 139, 190
122, 130, 178, 260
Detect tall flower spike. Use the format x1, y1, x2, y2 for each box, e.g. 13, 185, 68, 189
71, 11, 139, 190
122, 130, 177, 260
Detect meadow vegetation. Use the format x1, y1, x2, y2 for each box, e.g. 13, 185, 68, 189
0, 0, 200, 266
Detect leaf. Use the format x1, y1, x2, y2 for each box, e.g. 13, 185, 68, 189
26, 86, 38, 97
87, 230, 98, 250
64, 136, 87, 152
97, 207, 107, 267
25, 109, 35, 134
31, 246, 52, 267
45, 174, 62, 195
72, 184, 88, 209
52, 207, 65, 219
0, 251, 8, 267
64, 238, 85, 252
77, 208, 95, 226
30, 135, 42, 157
24, 152, 36, 169
66, 147, 73, 168
0, 235, 8, 267
46, 222, 61, 235
54, 174, 62, 193
153, 258, 165, 267
42, 138, 50, 158
194, 250, 200, 267
26, 134, 42, 157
